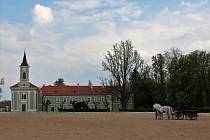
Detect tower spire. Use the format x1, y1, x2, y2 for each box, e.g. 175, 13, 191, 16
21, 51, 28, 66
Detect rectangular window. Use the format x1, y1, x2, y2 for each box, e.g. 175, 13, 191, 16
63, 97, 67, 103
87, 97, 91, 102
56, 97, 60, 103
45, 97, 49, 102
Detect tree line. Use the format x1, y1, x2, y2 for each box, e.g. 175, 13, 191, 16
102, 40, 210, 111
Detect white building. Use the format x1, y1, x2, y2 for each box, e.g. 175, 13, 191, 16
10, 52, 39, 112
40, 85, 130, 112
10, 52, 134, 112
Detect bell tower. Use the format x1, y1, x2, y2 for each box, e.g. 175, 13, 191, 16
19, 51, 30, 87
11, 51, 40, 112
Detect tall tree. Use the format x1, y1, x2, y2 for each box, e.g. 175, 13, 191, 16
187, 51, 210, 107
54, 78, 65, 86
167, 50, 210, 107
130, 64, 156, 110
130, 68, 140, 109
164, 48, 182, 105
152, 53, 166, 104
102, 40, 142, 111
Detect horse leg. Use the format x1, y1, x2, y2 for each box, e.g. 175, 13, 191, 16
159, 112, 163, 120
159, 113, 162, 120
167, 111, 170, 120
157, 112, 160, 120
155, 111, 157, 120
169, 108, 172, 120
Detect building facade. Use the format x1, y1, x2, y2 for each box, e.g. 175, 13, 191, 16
10, 52, 40, 112
11, 52, 134, 112
40, 85, 133, 112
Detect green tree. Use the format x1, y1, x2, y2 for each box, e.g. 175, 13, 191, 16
42, 99, 51, 112
54, 78, 65, 86
152, 53, 167, 104
130, 68, 140, 109
167, 50, 210, 107
130, 62, 155, 110
164, 48, 182, 106
188, 51, 210, 107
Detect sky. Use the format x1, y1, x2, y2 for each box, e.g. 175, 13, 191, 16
0, 0, 210, 100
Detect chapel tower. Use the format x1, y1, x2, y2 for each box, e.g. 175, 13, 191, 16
10, 52, 40, 112
19, 51, 30, 87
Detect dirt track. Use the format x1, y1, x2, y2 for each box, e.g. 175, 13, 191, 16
0, 112, 209, 140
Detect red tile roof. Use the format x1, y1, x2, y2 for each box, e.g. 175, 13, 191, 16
40, 86, 108, 96
10, 82, 39, 89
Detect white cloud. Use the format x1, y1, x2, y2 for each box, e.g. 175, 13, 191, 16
181, 0, 208, 8
33, 4, 53, 26
1, 1, 210, 100
188, 40, 210, 50
55, 0, 142, 23
186, 13, 204, 21
54, 0, 101, 11
181, 0, 208, 11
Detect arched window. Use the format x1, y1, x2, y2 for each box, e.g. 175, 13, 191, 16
22, 93, 26, 99
23, 72, 26, 79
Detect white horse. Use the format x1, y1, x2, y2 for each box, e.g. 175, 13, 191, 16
153, 103, 173, 120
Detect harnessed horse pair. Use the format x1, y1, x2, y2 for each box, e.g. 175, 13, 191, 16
153, 103, 173, 120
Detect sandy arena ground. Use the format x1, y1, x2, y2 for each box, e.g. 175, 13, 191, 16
0, 112, 210, 140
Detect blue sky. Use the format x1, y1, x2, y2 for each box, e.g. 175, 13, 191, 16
0, 0, 210, 100
0, 0, 193, 23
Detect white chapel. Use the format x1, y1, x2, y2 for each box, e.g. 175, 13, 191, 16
10, 52, 39, 112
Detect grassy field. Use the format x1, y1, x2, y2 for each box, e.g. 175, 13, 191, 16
0, 112, 209, 140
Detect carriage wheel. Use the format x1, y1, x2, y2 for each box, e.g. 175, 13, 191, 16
185, 114, 191, 120
172, 112, 178, 120
178, 113, 184, 120
190, 113, 197, 120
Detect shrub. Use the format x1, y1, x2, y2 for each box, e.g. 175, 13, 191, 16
198, 107, 210, 113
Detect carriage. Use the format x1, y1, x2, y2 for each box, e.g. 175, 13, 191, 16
153, 103, 199, 120
172, 109, 198, 120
